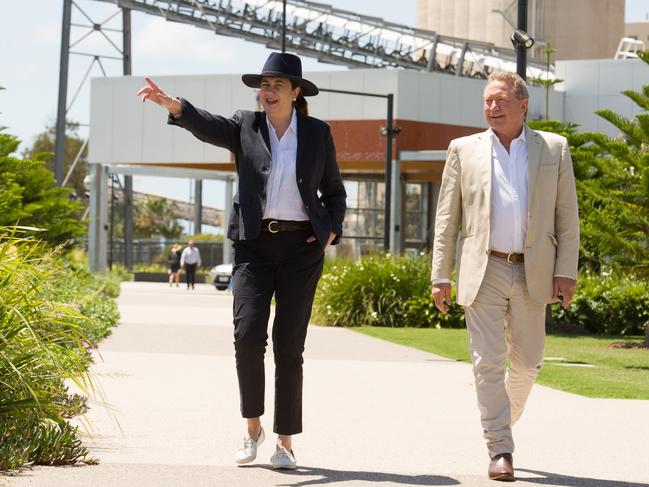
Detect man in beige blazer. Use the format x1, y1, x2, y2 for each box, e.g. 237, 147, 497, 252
431, 71, 579, 481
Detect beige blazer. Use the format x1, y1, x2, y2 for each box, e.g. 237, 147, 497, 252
431, 126, 579, 306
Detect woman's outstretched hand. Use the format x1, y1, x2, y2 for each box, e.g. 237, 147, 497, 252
137, 77, 181, 116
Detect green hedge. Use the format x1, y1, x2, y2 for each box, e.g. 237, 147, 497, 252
553, 271, 649, 335
314, 254, 649, 335
313, 253, 464, 328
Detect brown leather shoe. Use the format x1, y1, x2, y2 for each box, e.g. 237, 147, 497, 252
488, 453, 515, 481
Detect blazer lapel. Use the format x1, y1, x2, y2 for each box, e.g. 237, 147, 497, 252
526, 125, 542, 205
256, 112, 272, 160
476, 131, 493, 223
295, 113, 307, 178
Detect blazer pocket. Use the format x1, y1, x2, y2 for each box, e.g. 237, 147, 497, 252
547, 233, 558, 246
539, 163, 559, 170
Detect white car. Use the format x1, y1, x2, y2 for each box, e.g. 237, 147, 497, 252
209, 263, 233, 291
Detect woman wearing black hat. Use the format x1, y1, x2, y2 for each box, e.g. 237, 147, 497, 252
137, 52, 346, 469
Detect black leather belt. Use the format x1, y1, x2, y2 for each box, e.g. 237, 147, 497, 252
489, 250, 525, 264
261, 219, 312, 233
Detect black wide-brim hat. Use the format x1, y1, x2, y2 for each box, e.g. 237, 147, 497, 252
242, 52, 319, 97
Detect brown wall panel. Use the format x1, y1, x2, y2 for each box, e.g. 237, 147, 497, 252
137, 120, 483, 181
328, 119, 483, 169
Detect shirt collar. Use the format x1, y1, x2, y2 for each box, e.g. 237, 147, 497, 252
266, 109, 297, 138
487, 126, 526, 146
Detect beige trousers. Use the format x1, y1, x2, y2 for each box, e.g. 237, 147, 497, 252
464, 256, 546, 456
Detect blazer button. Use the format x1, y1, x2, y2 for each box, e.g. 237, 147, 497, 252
298, 178, 303, 184
305, 205, 310, 210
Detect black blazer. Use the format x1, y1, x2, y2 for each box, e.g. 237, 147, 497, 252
168, 98, 346, 248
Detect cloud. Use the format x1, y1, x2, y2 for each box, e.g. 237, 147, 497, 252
33, 22, 60, 44
134, 16, 239, 66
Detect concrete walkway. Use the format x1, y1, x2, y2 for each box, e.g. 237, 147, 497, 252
5, 282, 649, 487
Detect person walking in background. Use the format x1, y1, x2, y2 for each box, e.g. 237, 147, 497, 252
431, 72, 579, 481
180, 240, 201, 290
167, 243, 182, 287
137, 51, 346, 469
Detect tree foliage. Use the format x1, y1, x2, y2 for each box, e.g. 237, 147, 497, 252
24, 122, 88, 202
134, 195, 182, 239
529, 51, 649, 274
0, 131, 85, 246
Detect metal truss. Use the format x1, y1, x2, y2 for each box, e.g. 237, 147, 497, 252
56, 0, 131, 186
94, 0, 550, 79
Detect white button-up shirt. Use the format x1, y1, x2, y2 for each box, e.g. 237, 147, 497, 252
180, 246, 201, 266
488, 127, 528, 253
263, 110, 309, 221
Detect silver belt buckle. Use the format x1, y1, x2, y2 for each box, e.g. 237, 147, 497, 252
506, 252, 514, 263
268, 220, 279, 233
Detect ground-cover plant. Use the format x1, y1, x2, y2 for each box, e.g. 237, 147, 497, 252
51, 250, 123, 345
0, 229, 94, 469
0, 229, 124, 470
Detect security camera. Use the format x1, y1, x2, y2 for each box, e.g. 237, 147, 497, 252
511, 30, 535, 49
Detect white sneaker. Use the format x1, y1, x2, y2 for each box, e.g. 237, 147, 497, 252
270, 446, 297, 470
234, 427, 265, 465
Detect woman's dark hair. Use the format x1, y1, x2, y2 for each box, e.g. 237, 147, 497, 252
290, 80, 308, 117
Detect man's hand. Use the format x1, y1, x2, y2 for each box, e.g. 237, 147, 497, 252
432, 283, 453, 314
553, 277, 577, 309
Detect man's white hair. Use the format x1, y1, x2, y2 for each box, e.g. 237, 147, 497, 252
486, 71, 529, 100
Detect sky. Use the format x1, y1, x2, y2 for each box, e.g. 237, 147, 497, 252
1, 0, 648, 226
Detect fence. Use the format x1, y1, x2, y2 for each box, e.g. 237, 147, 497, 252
109, 239, 224, 269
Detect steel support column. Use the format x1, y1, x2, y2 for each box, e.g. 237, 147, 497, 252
54, 0, 72, 186
384, 94, 394, 251
389, 159, 401, 254
123, 174, 134, 269
194, 179, 203, 234
88, 163, 109, 272
122, 7, 135, 269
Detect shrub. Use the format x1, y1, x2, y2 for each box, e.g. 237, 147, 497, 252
313, 253, 464, 328
402, 292, 465, 328
314, 255, 648, 334
553, 271, 649, 335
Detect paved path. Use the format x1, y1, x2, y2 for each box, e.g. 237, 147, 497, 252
5, 282, 649, 487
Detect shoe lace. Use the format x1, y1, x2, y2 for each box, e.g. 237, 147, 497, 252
239, 436, 254, 451
274, 446, 294, 461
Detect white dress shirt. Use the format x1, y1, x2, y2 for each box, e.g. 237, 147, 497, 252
180, 246, 201, 266
263, 109, 309, 221
488, 127, 528, 253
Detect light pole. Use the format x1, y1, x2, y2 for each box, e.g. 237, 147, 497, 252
511, 0, 535, 80
318, 88, 398, 251
281, 0, 287, 53
54, 0, 72, 186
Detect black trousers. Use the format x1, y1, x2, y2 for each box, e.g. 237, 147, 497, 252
184, 263, 197, 287
232, 228, 324, 435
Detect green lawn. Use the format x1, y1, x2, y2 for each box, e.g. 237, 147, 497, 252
354, 327, 649, 400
